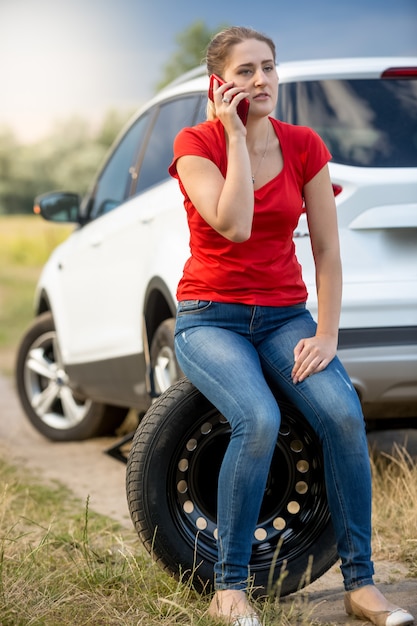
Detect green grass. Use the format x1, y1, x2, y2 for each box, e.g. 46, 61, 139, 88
0, 215, 73, 267
0, 215, 73, 374
0, 458, 322, 625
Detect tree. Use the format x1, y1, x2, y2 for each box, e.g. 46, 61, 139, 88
0, 113, 131, 215
0, 21, 228, 214
155, 20, 229, 91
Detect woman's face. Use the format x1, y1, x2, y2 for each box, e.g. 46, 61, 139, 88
222, 39, 279, 117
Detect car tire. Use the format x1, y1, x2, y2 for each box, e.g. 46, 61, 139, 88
150, 317, 183, 395
15, 312, 128, 441
126, 378, 338, 597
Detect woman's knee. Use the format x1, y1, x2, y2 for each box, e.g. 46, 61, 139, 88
231, 396, 281, 457
310, 396, 366, 447
304, 364, 364, 433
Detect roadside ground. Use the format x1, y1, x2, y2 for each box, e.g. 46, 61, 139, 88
0, 374, 415, 624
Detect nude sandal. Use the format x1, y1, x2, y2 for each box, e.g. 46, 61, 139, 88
344, 592, 414, 626
231, 616, 261, 626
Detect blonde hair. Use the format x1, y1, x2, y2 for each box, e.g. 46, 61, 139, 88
205, 26, 276, 120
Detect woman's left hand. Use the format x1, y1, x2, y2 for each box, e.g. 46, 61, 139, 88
292, 335, 338, 384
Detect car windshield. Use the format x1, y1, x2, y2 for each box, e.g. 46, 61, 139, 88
278, 78, 417, 167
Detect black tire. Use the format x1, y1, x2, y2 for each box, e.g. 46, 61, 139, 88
126, 378, 338, 597
150, 318, 183, 395
15, 312, 128, 441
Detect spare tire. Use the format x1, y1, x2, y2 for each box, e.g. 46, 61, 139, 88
126, 378, 338, 597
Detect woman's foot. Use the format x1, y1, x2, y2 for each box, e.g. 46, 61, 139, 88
345, 585, 414, 626
208, 589, 261, 625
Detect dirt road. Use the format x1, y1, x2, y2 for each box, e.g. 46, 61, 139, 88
0, 373, 415, 624
0, 374, 131, 526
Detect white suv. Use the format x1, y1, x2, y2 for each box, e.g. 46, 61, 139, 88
16, 57, 417, 441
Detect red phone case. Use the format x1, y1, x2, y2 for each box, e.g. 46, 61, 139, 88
209, 74, 249, 125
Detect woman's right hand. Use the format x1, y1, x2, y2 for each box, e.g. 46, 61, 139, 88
212, 77, 249, 135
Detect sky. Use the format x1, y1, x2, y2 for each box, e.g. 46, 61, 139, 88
1, 0, 416, 143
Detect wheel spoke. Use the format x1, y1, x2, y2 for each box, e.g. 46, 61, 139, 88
27, 348, 56, 380
59, 386, 87, 426
52, 335, 64, 370
32, 381, 60, 416
154, 357, 170, 391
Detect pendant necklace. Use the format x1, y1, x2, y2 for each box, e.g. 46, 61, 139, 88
251, 122, 270, 185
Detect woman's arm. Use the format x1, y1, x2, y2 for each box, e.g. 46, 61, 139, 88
176, 137, 254, 242
292, 164, 342, 383
176, 81, 255, 243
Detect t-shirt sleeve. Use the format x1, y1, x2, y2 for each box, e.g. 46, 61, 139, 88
301, 127, 332, 184
168, 125, 214, 179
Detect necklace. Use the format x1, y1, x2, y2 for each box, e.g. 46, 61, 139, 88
251, 122, 270, 185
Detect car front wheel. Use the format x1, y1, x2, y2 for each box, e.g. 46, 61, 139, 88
15, 312, 128, 441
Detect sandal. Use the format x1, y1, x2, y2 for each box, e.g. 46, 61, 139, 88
345, 591, 414, 626
231, 616, 261, 626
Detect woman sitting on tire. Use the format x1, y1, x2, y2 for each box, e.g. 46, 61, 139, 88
168, 26, 414, 626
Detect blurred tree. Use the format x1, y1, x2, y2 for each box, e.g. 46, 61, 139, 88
0, 20, 227, 214
0, 128, 38, 215
95, 108, 135, 148
156, 20, 228, 91
0, 110, 132, 215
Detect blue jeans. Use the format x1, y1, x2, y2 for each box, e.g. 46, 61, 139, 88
174, 300, 374, 592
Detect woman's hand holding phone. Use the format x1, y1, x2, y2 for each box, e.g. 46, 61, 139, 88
208, 74, 250, 126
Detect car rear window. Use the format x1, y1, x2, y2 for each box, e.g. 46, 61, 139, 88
278, 78, 417, 167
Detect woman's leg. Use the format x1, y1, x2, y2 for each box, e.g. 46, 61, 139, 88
257, 306, 374, 591
175, 318, 281, 590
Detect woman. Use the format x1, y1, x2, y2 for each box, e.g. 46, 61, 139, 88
168, 26, 414, 626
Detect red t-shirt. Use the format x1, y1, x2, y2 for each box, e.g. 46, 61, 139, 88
169, 117, 331, 306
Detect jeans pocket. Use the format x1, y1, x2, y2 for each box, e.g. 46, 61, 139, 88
177, 300, 212, 315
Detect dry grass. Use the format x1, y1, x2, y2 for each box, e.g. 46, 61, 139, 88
0, 450, 415, 625
371, 446, 417, 573
0, 215, 73, 375
0, 459, 324, 626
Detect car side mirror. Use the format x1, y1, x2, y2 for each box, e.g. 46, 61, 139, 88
34, 192, 81, 223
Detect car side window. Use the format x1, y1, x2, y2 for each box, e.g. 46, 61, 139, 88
195, 95, 209, 124
89, 112, 151, 219
134, 96, 201, 195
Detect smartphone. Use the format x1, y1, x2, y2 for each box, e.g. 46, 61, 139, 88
208, 74, 249, 125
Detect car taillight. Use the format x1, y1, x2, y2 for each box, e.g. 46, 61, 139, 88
381, 67, 417, 79
332, 183, 343, 197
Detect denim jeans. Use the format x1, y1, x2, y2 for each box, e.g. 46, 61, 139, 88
174, 300, 374, 592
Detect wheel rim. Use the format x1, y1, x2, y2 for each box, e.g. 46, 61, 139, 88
168, 401, 331, 576
23, 329, 93, 430
153, 345, 179, 394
